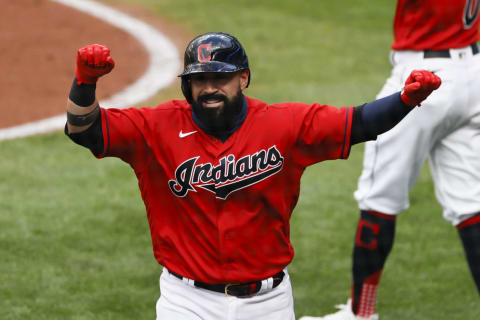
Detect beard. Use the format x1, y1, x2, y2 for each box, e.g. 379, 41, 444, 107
192, 90, 244, 133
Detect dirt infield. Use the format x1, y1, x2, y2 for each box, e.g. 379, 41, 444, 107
1, 0, 187, 129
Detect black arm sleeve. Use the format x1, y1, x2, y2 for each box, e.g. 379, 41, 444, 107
350, 92, 414, 145
65, 113, 104, 156
69, 78, 96, 106
65, 77, 104, 155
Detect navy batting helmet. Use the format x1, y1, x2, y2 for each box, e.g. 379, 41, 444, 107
179, 32, 250, 103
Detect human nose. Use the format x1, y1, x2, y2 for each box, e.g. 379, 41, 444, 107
201, 79, 219, 93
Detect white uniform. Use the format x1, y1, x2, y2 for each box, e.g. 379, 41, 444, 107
355, 44, 480, 225
156, 268, 295, 320
299, 2, 480, 319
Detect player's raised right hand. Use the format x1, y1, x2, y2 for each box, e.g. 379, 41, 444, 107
400, 69, 441, 107
75, 44, 115, 85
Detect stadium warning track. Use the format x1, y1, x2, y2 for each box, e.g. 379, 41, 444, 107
0, 0, 180, 141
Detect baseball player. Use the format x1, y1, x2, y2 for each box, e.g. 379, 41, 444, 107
300, 1, 480, 320
65, 32, 440, 319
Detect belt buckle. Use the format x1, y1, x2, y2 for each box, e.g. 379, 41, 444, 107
224, 283, 238, 296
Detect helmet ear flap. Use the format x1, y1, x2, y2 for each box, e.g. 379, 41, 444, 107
181, 77, 193, 104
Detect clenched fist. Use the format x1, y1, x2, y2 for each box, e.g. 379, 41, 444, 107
400, 70, 441, 107
75, 44, 115, 85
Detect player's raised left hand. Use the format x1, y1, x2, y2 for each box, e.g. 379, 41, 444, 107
75, 44, 115, 85
400, 70, 441, 107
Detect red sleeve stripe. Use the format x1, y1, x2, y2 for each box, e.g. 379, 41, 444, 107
341, 107, 354, 159
95, 108, 110, 159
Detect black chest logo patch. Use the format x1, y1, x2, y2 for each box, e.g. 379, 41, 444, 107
168, 145, 284, 199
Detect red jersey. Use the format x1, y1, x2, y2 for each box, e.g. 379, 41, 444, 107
392, 0, 480, 50
95, 96, 353, 283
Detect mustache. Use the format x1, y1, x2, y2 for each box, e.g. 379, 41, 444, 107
198, 93, 227, 103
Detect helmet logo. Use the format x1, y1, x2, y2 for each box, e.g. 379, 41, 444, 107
197, 43, 212, 62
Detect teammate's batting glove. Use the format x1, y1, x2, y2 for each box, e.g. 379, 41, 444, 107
75, 44, 115, 85
400, 69, 441, 107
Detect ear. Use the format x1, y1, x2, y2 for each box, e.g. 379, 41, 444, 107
239, 69, 250, 90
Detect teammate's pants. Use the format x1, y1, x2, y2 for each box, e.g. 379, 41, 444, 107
355, 44, 480, 225
350, 44, 480, 315
155, 268, 296, 320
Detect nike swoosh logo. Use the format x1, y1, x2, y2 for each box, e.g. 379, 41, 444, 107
179, 130, 198, 138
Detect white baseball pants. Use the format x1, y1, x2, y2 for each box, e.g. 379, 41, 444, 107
155, 268, 296, 320
355, 44, 480, 225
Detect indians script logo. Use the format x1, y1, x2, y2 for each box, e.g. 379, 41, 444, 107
168, 145, 284, 199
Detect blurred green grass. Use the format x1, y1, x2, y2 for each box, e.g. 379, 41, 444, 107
1, 0, 478, 319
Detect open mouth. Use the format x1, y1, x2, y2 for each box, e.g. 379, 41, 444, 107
199, 94, 226, 108
202, 98, 224, 108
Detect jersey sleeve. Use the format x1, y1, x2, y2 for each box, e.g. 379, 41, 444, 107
95, 107, 152, 165
291, 103, 354, 167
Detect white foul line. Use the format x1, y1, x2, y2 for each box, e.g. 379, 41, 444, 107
0, 0, 181, 141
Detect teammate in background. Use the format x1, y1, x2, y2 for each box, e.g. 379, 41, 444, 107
300, 1, 480, 319
65, 32, 440, 319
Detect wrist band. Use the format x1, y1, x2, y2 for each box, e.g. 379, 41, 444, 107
67, 105, 100, 126
69, 78, 96, 107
